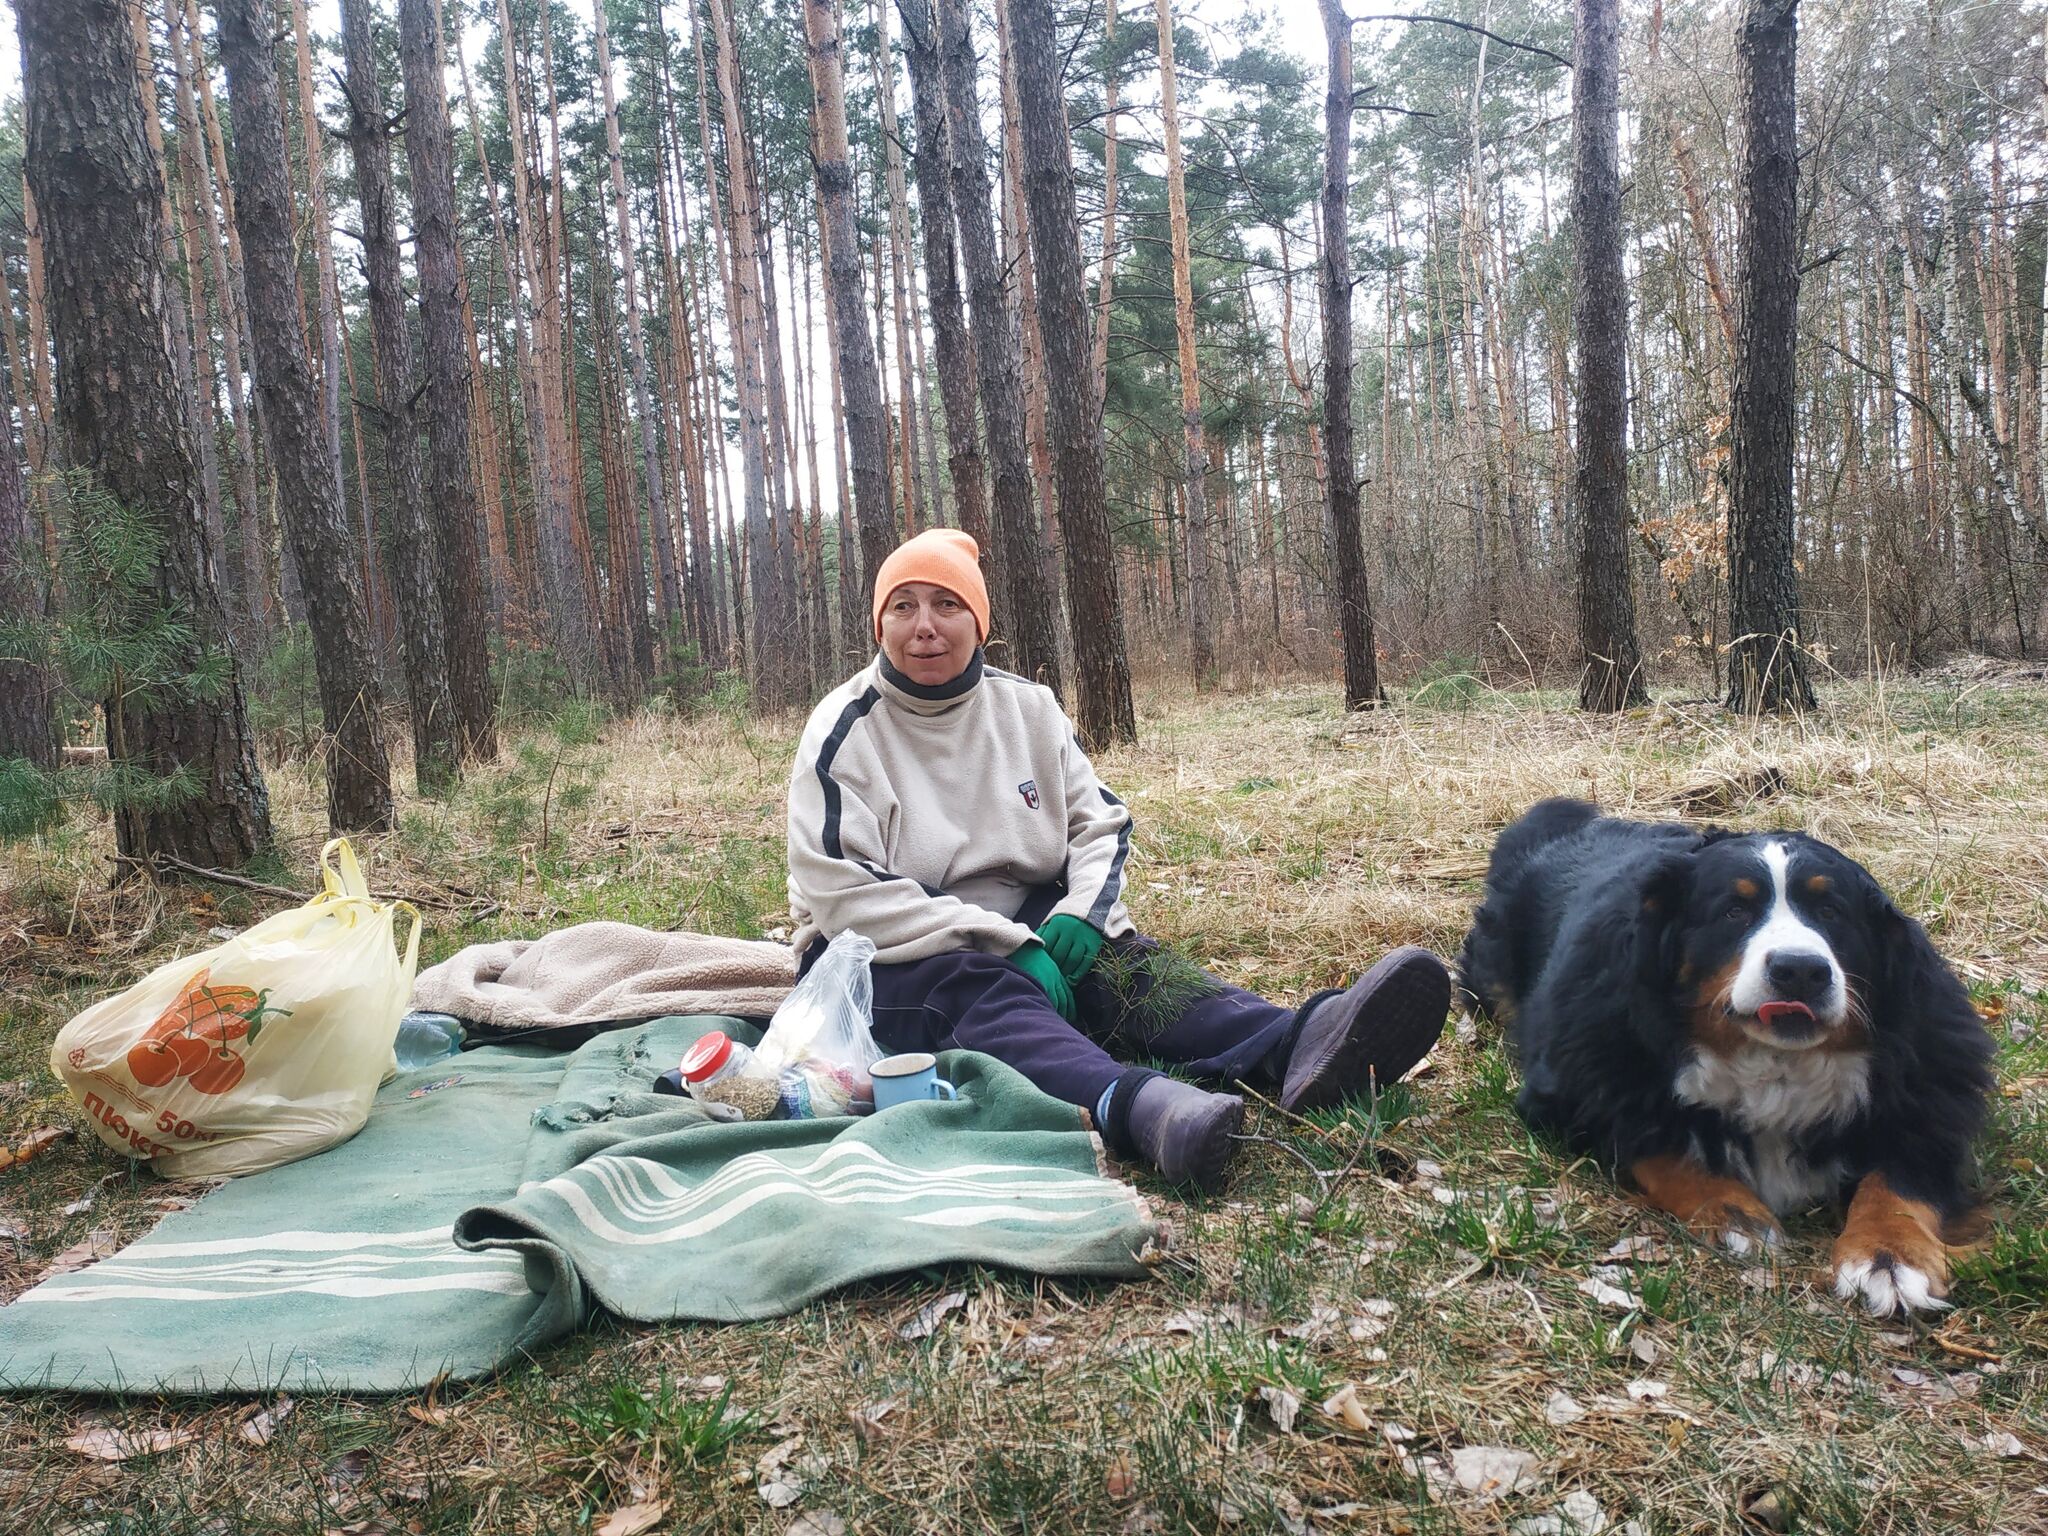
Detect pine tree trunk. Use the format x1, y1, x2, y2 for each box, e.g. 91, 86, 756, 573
806, 0, 899, 610
287, 0, 346, 523
933, 0, 1063, 693
871, 0, 929, 535
398, 0, 497, 759
703, 0, 785, 704
0, 397, 54, 770
1572, 0, 1647, 712
21, 0, 272, 862
340, 0, 460, 791
492, 0, 598, 692
1317, 0, 1381, 711
215, 0, 393, 832
126, 0, 224, 581
1003, 0, 1134, 746
1726, 0, 1815, 713
1094, 0, 1119, 397
169, 0, 261, 641
899, 1, 991, 567
593, 0, 684, 658
1155, 0, 1215, 686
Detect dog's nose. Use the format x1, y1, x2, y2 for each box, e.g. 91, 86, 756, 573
1766, 950, 1833, 1000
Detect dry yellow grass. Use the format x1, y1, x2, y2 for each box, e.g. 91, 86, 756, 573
0, 671, 2042, 1535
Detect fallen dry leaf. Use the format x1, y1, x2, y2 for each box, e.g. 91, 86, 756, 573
1105, 1454, 1136, 1500
1448, 1445, 1542, 1502
1601, 1235, 1671, 1264
1320, 1383, 1372, 1432
66, 1423, 200, 1462
1625, 1380, 1668, 1403
0, 1127, 70, 1174
1544, 1391, 1586, 1427
1280, 1304, 1343, 1341
1257, 1384, 1301, 1434
595, 1501, 668, 1536
897, 1289, 966, 1341
848, 1397, 898, 1443
1629, 1332, 1661, 1366
757, 1433, 806, 1508
1973, 1430, 2028, 1459
786, 1513, 845, 1536
405, 1403, 453, 1428
42, 1228, 119, 1279
240, 1395, 295, 1445
1576, 1275, 1643, 1312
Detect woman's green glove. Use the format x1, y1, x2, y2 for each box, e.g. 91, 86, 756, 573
1036, 914, 1105, 985
1009, 939, 1077, 1020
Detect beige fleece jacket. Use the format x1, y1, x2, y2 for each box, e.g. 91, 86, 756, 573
787, 650, 1136, 962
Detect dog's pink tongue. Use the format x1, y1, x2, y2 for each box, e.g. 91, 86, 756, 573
1757, 1001, 1816, 1028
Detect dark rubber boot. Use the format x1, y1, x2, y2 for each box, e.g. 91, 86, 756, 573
1127, 1075, 1244, 1192
1281, 945, 1451, 1113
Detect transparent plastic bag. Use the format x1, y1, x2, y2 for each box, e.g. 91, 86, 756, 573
52, 839, 421, 1178
751, 931, 880, 1117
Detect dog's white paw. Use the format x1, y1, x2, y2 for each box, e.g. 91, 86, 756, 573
1722, 1224, 1782, 1259
1833, 1255, 1950, 1317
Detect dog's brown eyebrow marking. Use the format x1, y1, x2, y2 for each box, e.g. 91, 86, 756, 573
1733, 877, 1760, 899
1804, 874, 1832, 893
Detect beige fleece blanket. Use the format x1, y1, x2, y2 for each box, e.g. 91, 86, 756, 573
411, 922, 796, 1031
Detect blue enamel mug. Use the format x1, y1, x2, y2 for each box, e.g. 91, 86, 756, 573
870, 1051, 960, 1112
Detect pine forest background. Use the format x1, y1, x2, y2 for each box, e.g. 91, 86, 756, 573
1, 0, 2045, 847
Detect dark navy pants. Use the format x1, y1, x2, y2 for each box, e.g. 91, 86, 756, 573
816, 934, 1302, 1120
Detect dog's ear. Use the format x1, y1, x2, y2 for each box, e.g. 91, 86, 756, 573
1631, 850, 1694, 1001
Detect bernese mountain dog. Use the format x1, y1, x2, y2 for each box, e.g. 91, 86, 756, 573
1458, 798, 1995, 1316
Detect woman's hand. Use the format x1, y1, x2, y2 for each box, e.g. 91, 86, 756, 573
1009, 940, 1077, 1020
1036, 915, 1105, 986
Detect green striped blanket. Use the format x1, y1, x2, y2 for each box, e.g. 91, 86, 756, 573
0, 1018, 1157, 1394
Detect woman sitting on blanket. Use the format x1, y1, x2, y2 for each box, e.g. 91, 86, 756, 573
786, 529, 1450, 1189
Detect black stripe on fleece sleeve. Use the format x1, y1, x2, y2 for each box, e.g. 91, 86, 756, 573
815, 686, 883, 861
1087, 785, 1133, 926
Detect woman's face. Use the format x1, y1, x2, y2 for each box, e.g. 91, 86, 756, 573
879, 581, 979, 686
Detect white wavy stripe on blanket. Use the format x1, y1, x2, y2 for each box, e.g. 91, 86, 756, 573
21, 1224, 528, 1306
525, 1140, 1139, 1248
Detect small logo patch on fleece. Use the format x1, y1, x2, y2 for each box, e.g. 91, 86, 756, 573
1018, 780, 1040, 810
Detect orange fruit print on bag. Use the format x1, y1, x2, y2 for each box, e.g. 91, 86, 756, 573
123, 968, 291, 1096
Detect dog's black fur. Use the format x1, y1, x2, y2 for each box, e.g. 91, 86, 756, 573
1458, 799, 1994, 1224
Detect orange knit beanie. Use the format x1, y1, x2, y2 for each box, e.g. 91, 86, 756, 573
871, 529, 990, 642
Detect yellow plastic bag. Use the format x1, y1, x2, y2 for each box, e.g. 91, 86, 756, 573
53, 839, 422, 1178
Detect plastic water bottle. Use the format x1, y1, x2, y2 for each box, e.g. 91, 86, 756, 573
394, 1012, 465, 1070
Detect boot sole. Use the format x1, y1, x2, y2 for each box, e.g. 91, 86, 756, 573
1281, 946, 1450, 1114
1168, 1093, 1245, 1194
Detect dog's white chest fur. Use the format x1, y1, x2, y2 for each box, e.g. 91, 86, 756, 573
1675, 1046, 1871, 1214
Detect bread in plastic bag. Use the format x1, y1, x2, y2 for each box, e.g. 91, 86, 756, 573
752, 931, 880, 1117
52, 839, 421, 1178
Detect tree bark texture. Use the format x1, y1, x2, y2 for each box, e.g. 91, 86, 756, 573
1004, 0, 1135, 746
398, 0, 497, 760
1094, 0, 1119, 397
593, 0, 682, 651
898, 2, 991, 568
287, 0, 345, 521
0, 401, 55, 769
1318, 0, 1382, 711
807, 0, 899, 610
934, 0, 1064, 695
340, 0, 461, 793
215, 0, 393, 831
21, 0, 273, 861
1571, 0, 1648, 711
1155, 0, 1215, 684
1726, 0, 1815, 712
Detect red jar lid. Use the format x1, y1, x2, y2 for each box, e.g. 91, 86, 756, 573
678, 1031, 734, 1083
